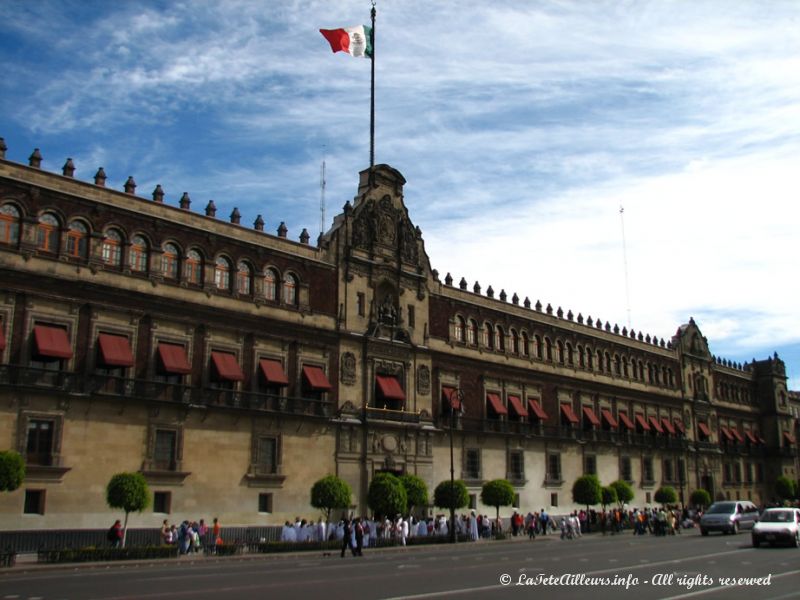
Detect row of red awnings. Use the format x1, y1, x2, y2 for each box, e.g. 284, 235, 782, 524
560, 403, 686, 434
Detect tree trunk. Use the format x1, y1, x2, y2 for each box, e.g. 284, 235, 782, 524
122, 511, 129, 548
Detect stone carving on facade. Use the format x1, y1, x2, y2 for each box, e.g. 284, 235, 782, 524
341, 352, 356, 385
417, 365, 431, 395
351, 194, 420, 267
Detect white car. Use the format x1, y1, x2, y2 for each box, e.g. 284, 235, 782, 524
751, 508, 800, 547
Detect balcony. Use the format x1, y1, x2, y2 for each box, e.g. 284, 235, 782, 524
0, 364, 332, 419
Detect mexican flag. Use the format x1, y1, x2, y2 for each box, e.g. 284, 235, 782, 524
320, 25, 373, 58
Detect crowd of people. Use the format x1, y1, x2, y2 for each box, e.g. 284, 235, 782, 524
158, 517, 222, 553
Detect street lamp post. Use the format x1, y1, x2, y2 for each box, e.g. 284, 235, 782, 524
448, 388, 464, 544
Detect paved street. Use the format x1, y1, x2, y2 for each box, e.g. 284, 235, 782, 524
1, 529, 798, 600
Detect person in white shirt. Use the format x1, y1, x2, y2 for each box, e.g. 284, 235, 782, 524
417, 519, 428, 536
317, 518, 326, 543
469, 511, 479, 541
281, 521, 297, 542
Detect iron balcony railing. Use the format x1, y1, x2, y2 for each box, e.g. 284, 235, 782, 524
0, 364, 332, 419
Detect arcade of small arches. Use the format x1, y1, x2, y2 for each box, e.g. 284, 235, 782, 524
451, 313, 677, 389
0, 202, 302, 306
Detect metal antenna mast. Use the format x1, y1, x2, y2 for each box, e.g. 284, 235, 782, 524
620, 205, 632, 329
320, 147, 327, 236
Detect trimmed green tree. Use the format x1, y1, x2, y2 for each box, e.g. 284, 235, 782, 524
433, 479, 469, 512
774, 475, 797, 502
480, 479, 516, 525
689, 488, 712, 509
572, 475, 602, 532
106, 472, 150, 547
367, 472, 407, 519
601, 485, 618, 510
654, 486, 678, 507
399, 474, 428, 517
609, 479, 635, 508
0, 450, 25, 493
310, 475, 352, 523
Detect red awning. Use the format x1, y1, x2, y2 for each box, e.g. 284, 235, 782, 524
259, 358, 288, 386
582, 406, 601, 427
648, 416, 664, 433
618, 411, 635, 430
487, 392, 508, 416
783, 431, 796, 445
508, 395, 528, 418
730, 428, 744, 443
211, 351, 244, 381
157, 343, 192, 374
674, 419, 686, 434
376, 375, 405, 401
601, 408, 618, 429
33, 324, 73, 359
719, 426, 733, 441
442, 386, 460, 410
528, 399, 548, 420
635, 413, 651, 431
560, 403, 579, 424
0, 325, 6, 351
744, 430, 758, 445
97, 333, 135, 367
661, 417, 676, 435
698, 422, 712, 438
302, 365, 332, 391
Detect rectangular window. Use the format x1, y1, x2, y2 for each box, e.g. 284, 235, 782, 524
23, 489, 45, 515
153, 491, 172, 514
645, 492, 652, 504
642, 457, 654, 483
755, 463, 764, 483
469, 494, 477, 510
734, 463, 742, 484
662, 459, 673, 482
357, 292, 365, 317
514, 493, 520, 508
509, 451, 524, 481
722, 463, 731, 484
745, 463, 753, 484
258, 493, 273, 513
620, 456, 632, 482
154, 429, 177, 471
26, 419, 54, 466
464, 448, 481, 480
547, 453, 561, 482
550, 493, 558, 507
677, 459, 686, 484
256, 437, 278, 474
407, 305, 415, 328
584, 455, 597, 476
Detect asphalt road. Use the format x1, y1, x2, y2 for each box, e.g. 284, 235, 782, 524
1, 529, 799, 600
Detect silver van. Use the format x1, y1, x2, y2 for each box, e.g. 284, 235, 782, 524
699, 500, 759, 535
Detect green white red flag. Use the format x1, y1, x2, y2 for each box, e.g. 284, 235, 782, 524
320, 25, 373, 58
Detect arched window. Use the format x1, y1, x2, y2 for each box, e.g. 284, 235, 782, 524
102, 229, 123, 267
283, 273, 298, 305
545, 337, 553, 361
534, 335, 543, 359
37, 212, 60, 253
495, 325, 505, 351
263, 267, 278, 301
556, 340, 565, 364
162, 243, 180, 280
237, 261, 252, 295
129, 235, 149, 272
614, 354, 621, 376
511, 329, 519, 354
520, 332, 529, 356
596, 349, 604, 372
66, 220, 88, 258
605, 352, 612, 372
214, 256, 232, 290
482, 322, 492, 348
577, 345, 585, 367
0, 204, 21, 246
586, 347, 594, 370
623, 357, 629, 378
467, 319, 478, 345
185, 249, 203, 284
566, 342, 574, 365
454, 316, 465, 343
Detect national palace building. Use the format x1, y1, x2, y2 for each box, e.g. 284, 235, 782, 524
0, 139, 797, 529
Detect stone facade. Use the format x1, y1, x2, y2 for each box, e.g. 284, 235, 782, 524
0, 143, 797, 530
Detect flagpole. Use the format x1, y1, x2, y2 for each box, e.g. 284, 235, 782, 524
370, 1, 376, 170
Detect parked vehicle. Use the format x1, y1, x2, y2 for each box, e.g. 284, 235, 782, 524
699, 500, 759, 535
751, 508, 800, 547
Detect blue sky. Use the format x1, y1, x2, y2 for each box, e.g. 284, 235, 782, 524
1, 0, 798, 389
